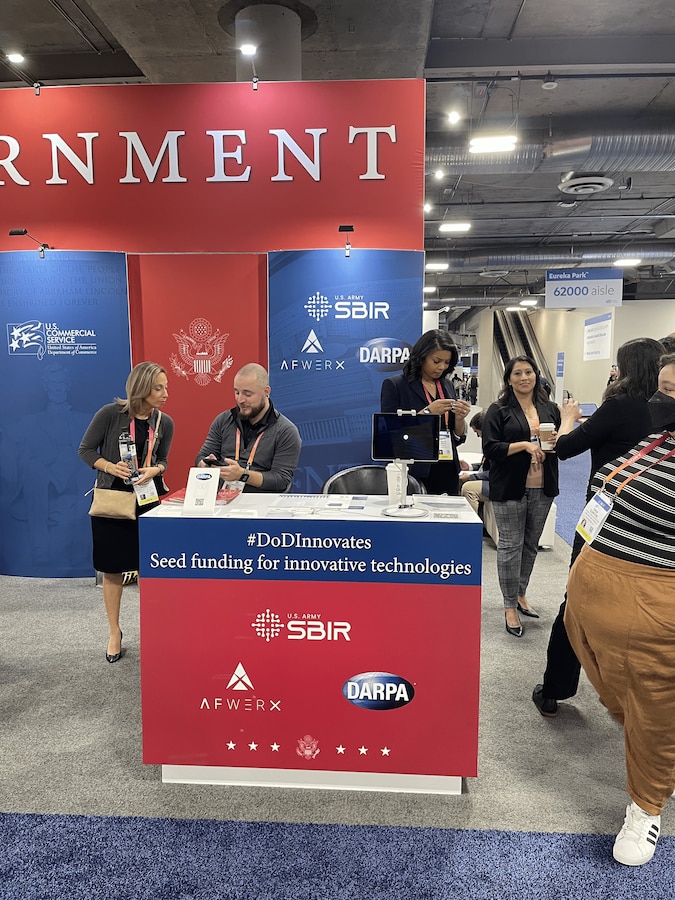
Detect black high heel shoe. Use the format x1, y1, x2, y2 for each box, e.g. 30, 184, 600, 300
505, 616, 523, 638
106, 629, 123, 664
517, 603, 539, 619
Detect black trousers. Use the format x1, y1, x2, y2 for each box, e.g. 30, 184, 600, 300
540, 529, 585, 700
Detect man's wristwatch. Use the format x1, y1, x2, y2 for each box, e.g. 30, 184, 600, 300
239, 469, 250, 483
422, 407, 431, 415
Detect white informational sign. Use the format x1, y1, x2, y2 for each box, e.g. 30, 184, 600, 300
583, 313, 613, 361
554, 351, 565, 404
182, 467, 220, 516
545, 268, 623, 308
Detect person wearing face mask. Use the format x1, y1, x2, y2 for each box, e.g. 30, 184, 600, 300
532, 337, 664, 717
564, 352, 675, 868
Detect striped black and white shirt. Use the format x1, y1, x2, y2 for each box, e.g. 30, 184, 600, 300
590, 431, 675, 568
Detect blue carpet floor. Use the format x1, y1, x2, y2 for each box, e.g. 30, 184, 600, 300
1, 812, 672, 899
556, 451, 591, 547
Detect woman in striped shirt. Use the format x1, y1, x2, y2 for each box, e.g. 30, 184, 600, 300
565, 352, 675, 868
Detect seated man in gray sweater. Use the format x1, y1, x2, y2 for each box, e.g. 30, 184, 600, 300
195, 363, 301, 492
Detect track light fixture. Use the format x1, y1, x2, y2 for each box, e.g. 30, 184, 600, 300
338, 224, 354, 258
9, 228, 50, 259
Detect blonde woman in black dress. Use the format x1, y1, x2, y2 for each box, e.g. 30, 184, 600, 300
79, 362, 174, 662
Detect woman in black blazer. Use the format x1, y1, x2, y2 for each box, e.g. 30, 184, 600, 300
482, 354, 561, 637
380, 330, 472, 495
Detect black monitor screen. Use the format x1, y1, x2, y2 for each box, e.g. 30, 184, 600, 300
371, 413, 440, 462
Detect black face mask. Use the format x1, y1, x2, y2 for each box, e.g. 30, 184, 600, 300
648, 391, 675, 431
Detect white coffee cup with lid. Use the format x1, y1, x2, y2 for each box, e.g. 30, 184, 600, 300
539, 422, 556, 451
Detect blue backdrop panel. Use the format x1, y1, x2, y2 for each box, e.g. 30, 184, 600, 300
268, 250, 423, 492
0, 251, 131, 577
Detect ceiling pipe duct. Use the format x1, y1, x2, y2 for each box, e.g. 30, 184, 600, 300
426, 243, 675, 272
426, 131, 675, 175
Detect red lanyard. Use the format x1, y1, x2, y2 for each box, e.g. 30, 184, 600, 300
603, 432, 675, 496
234, 428, 265, 469
129, 417, 156, 468
422, 380, 449, 429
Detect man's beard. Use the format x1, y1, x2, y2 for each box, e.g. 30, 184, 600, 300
238, 399, 266, 421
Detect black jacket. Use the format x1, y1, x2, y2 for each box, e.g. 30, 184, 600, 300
482, 397, 561, 501
380, 373, 465, 481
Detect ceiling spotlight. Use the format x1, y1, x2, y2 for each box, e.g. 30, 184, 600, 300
505, 306, 521, 312
434, 169, 445, 180
614, 258, 642, 267
447, 110, 461, 125
557, 199, 577, 209
541, 72, 558, 91
439, 222, 471, 233
423, 203, 432, 213
520, 299, 538, 306
423, 286, 436, 294
425, 262, 449, 272
7, 53, 25, 64
240, 44, 257, 57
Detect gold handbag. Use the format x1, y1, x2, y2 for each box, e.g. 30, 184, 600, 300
88, 487, 137, 520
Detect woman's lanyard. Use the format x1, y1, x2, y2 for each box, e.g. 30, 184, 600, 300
423, 380, 454, 459
130, 416, 156, 468
422, 380, 450, 429
234, 428, 265, 470
576, 432, 675, 544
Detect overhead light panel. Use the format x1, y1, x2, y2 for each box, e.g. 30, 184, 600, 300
439, 222, 472, 233
423, 286, 436, 294
425, 262, 449, 272
520, 299, 538, 307
469, 135, 518, 154
614, 258, 641, 267
479, 269, 509, 278
7, 53, 25, 64
505, 306, 521, 312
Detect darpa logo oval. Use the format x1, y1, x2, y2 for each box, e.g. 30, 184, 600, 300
342, 672, 415, 710
196, 472, 213, 480
358, 338, 411, 372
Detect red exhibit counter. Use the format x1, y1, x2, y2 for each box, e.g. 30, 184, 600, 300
139, 493, 482, 794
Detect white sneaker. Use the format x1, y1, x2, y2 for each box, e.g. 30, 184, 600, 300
612, 802, 661, 866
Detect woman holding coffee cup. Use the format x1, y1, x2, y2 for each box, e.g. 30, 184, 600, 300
482, 355, 561, 636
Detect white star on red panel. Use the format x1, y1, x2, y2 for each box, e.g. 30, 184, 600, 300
381, 747, 391, 756
358, 746, 368, 755
336, 745, 346, 754
226, 741, 236, 750
271, 742, 280, 752
248, 741, 258, 751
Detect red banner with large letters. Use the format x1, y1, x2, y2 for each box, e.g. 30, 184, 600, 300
0, 80, 424, 254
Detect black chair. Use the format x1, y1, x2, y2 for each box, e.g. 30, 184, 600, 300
321, 465, 426, 495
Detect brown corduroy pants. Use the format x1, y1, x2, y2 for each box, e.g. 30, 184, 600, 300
565, 544, 675, 816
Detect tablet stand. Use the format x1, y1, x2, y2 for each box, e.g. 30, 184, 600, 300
382, 459, 428, 519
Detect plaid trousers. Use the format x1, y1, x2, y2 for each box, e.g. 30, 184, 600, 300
492, 488, 553, 608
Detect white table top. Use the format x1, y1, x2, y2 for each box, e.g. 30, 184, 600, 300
145, 491, 480, 524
